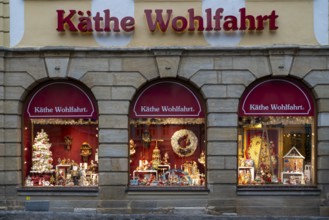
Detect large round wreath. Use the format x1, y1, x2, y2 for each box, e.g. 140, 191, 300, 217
171, 129, 198, 157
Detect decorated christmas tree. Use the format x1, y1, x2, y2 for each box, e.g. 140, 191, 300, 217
30, 129, 55, 174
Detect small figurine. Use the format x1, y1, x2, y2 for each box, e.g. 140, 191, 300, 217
50, 175, 55, 185
57, 171, 65, 186
91, 174, 98, 185
71, 166, 80, 186
163, 152, 169, 164
143, 160, 149, 170
198, 151, 206, 166
89, 160, 98, 173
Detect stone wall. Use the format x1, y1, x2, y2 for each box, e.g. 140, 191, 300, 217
0, 0, 9, 46
0, 38, 4, 210
0, 47, 329, 216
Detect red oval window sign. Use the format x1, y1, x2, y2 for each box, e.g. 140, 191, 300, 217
239, 79, 314, 116
131, 81, 204, 118
27, 82, 97, 119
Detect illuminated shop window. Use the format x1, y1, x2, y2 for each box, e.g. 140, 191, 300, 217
129, 81, 206, 187
23, 81, 99, 187
237, 78, 315, 186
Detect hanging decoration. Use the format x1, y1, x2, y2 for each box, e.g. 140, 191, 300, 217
31, 118, 98, 125
142, 129, 151, 148
64, 136, 73, 151
130, 118, 205, 125
80, 142, 92, 162
240, 116, 313, 127
171, 129, 198, 157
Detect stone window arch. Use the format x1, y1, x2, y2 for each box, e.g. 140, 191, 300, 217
128, 79, 207, 188
237, 77, 316, 186
22, 80, 99, 187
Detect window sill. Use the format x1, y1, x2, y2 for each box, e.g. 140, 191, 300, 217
237, 185, 321, 196
17, 186, 98, 196
126, 186, 209, 195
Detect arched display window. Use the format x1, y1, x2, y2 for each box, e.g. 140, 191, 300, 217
129, 80, 206, 188
237, 77, 316, 186
22, 81, 99, 187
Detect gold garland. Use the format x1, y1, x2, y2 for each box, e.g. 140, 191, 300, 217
171, 129, 198, 157
31, 118, 98, 125
130, 118, 205, 125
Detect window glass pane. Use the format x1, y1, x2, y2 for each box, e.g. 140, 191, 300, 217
24, 120, 99, 187
129, 119, 206, 187
238, 116, 314, 185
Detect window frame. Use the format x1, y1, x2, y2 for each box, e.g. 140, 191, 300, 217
21, 80, 99, 189
237, 77, 317, 189
127, 79, 207, 190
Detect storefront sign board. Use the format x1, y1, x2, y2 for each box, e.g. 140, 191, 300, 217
27, 82, 97, 119
239, 79, 314, 116
131, 81, 204, 118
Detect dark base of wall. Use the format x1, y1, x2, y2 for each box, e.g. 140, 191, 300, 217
0, 211, 328, 220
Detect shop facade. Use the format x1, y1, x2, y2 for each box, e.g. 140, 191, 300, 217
1, 0, 329, 217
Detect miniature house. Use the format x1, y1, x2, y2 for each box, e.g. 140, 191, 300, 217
283, 146, 305, 173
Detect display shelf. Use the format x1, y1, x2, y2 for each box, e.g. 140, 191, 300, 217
157, 164, 170, 175
281, 172, 304, 184
133, 170, 158, 180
